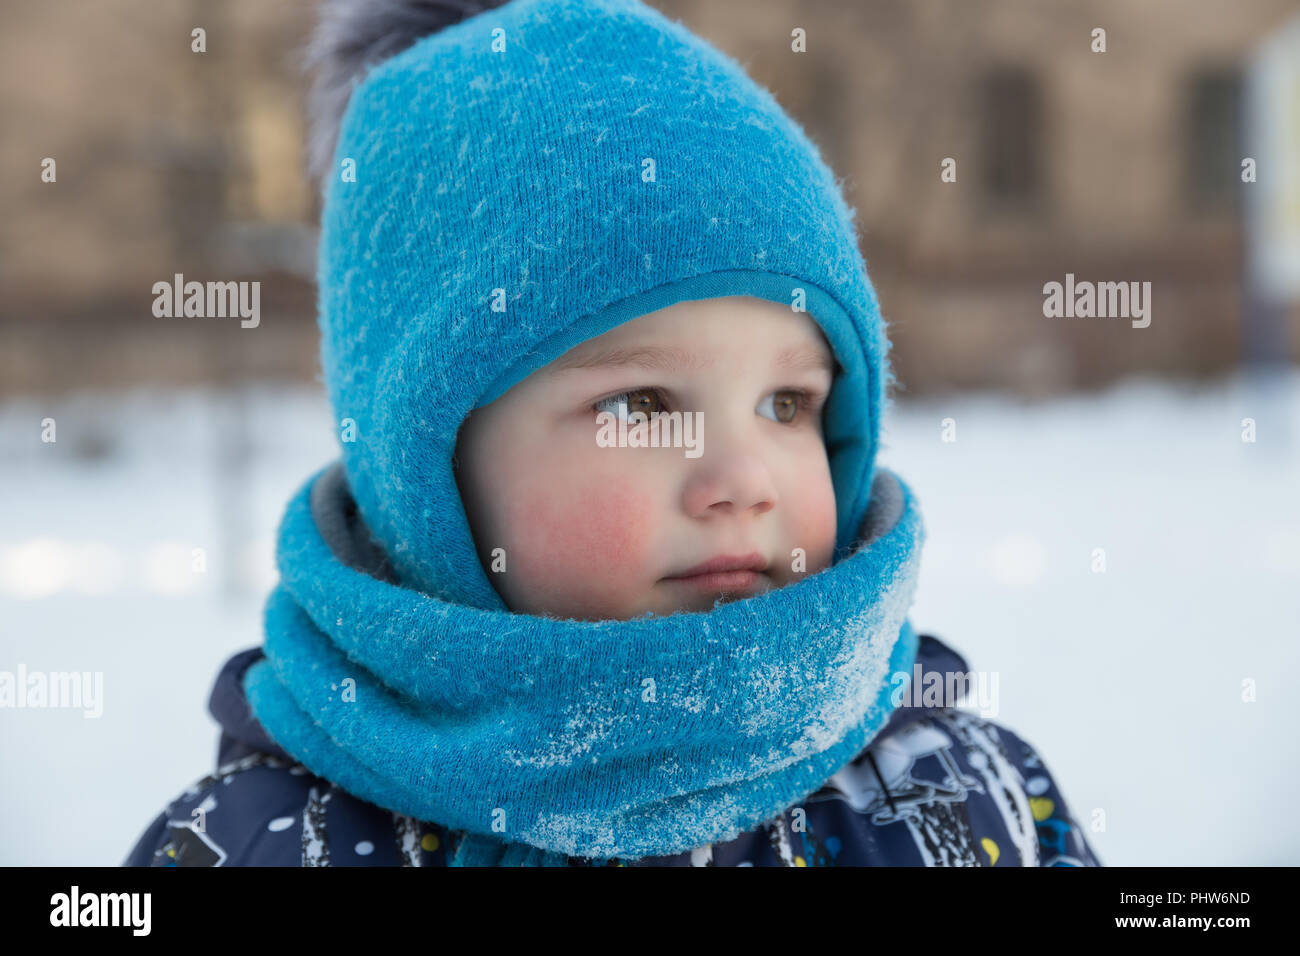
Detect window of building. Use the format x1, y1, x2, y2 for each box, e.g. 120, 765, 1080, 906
979, 66, 1042, 207
1185, 67, 1242, 212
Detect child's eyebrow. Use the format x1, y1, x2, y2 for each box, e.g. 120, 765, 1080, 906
548, 343, 834, 375
773, 343, 837, 374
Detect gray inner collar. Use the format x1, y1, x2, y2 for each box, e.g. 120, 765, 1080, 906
310, 461, 400, 584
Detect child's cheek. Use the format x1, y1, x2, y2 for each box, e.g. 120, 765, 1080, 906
788, 478, 838, 573
510, 471, 657, 587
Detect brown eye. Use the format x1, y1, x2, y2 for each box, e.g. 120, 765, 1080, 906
758, 390, 802, 423
625, 389, 663, 416
595, 388, 664, 419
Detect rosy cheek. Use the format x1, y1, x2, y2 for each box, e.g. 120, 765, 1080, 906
562, 488, 654, 579
787, 476, 838, 572
509, 470, 657, 591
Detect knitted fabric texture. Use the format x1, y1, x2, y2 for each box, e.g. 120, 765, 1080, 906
315, 0, 897, 607
243, 460, 925, 865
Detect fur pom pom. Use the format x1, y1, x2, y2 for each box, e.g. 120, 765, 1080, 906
303, 0, 514, 191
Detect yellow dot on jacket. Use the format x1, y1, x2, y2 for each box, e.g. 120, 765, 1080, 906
1029, 797, 1056, 822
421, 833, 440, 852
795, 856, 806, 866
981, 838, 1000, 865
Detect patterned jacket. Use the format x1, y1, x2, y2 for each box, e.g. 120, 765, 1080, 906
123, 635, 1102, 867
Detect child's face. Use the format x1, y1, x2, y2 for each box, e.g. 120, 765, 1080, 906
454, 296, 839, 620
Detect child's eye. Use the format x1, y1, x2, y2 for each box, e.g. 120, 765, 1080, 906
593, 387, 666, 419
592, 387, 824, 423
757, 389, 818, 424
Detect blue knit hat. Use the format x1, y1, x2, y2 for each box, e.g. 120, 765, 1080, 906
315, 0, 896, 610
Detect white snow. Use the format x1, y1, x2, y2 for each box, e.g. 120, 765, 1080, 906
1, 370, 1296, 865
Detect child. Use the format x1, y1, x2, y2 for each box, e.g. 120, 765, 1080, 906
124, 0, 1101, 867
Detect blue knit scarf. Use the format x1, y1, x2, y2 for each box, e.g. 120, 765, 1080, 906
242, 459, 925, 866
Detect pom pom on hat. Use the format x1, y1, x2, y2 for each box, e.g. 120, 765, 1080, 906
304, 0, 514, 191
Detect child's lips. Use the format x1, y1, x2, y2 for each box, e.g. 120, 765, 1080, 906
664, 551, 767, 577
663, 568, 765, 592
661, 551, 769, 593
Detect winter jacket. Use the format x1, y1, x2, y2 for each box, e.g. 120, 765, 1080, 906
123, 635, 1102, 867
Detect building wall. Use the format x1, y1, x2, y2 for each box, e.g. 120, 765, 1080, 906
2, 0, 1297, 397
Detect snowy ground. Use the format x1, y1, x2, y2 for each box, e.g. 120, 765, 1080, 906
2, 369, 1297, 866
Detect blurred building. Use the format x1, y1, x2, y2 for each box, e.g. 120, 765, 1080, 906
2, 0, 1298, 399
657, 0, 1300, 396
0, 0, 321, 395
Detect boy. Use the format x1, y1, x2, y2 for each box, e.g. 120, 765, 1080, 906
124, 0, 1100, 867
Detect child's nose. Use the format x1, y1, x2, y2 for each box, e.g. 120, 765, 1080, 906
680, 447, 778, 520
